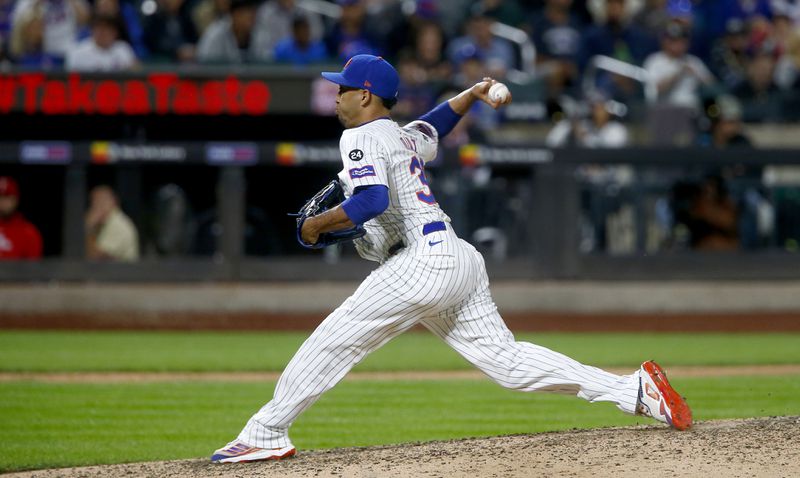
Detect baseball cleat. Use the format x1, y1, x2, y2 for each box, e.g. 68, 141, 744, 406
211, 440, 296, 463
636, 360, 693, 431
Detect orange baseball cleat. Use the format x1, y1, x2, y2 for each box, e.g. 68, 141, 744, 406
636, 360, 693, 431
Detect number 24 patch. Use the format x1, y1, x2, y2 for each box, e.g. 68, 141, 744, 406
349, 149, 364, 161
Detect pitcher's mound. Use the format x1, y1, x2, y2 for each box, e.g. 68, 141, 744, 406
9, 417, 800, 478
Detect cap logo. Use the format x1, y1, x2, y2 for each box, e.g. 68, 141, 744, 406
364, 80, 372, 87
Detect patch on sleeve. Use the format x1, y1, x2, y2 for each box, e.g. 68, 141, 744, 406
349, 165, 376, 179
348, 149, 364, 161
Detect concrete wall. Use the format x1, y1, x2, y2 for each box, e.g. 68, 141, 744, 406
2, 281, 800, 314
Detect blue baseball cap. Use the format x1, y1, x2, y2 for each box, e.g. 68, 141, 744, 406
321, 54, 399, 100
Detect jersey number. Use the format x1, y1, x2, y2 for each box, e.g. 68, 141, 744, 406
409, 156, 436, 204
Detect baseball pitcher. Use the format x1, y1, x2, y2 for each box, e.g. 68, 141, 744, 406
212, 54, 691, 463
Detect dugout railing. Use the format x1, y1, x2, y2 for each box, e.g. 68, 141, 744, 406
1, 143, 800, 282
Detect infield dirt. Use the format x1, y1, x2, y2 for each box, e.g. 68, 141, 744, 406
2, 364, 800, 383
6, 416, 799, 478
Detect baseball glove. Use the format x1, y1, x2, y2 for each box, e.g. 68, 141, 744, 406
293, 180, 366, 249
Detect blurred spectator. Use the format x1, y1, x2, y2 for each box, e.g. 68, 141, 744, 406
85, 185, 139, 262
746, 14, 777, 59
65, 14, 138, 71
393, 51, 436, 120
546, 92, 630, 147
775, 24, 800, 88
413, 21, 452, 83
142, 0, 198, 62
477, 0, 526, 28
632, 0, 671, 33
770, 10, 796, 87
770, 8, 793, 48
447, 9, 515, 78
435, 0, 474, 39
710, 18, 750, 89
772, 0, 800, 25
531, 0, 583, 94
701, 0, 772, 41
325, 0, 382, 62
0, 176, 42, 260
193, 0, 230, 36
255, 0, 324, 62
196, 0, 259, 63
94, 0, 147, 59
152, 183, 195, 256
273, 14, 327, 65
547, 92, 632, 253
694, 95, 767, 249
582, 0, 657, 101
8, 4, 54, 66
0, 0, 15, 60
643, 19, 715, 110
697, 95, 752, 148
380, 0, 436, 61
732, 40, 783, 121
452, 53, 500, 137
11, 0, 90, 63
686, 174, 740, 251
454, 49, 488, 88
582, 0, 656, 68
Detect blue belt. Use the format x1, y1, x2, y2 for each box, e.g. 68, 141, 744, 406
388, 222, 445, 256
422, 221, 446, 235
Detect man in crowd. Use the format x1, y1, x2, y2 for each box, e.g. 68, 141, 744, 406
273, 14, 327, 65
196, 0, 259, 63
65, 14, 138, 71
85, 185, 139, 262
0, 176, 42, 260
254, 0, 324, 62
644, 19, 715, 110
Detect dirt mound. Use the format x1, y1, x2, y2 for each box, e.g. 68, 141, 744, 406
8, 416, 798, 478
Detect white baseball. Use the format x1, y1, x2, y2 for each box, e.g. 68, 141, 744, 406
488, 83, 510, 103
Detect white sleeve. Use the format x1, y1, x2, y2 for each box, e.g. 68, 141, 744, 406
339, 131, 389, 190
65, 44, 87, 71
402, 120, 439, 164
11, 0, 33, 23
599, 122, 629, 148
643, 54, 662, 80
197, 22, 225, 61
117, 42, 137, 69
689, 56, 714, 83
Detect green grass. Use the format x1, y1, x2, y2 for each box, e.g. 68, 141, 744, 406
1, 331, 800, 372
1, 376, 798, 472
1, 331, 798, 472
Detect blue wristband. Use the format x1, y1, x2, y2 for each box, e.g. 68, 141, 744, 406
341, 185, 389, 224
419, 101, 463, 139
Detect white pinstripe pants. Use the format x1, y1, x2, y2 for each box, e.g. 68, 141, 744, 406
239, 230, 640, 448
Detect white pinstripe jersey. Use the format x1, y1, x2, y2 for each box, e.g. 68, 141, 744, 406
238, 118, 645, 453
336, 118, 450, 262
